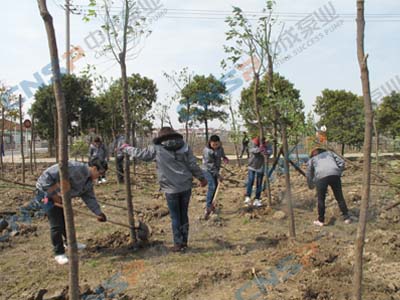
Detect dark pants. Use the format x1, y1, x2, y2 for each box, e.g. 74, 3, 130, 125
204, 171, 218, 209
47, 205, 66, 255
240, 144, 249, 158
316, 175, 349, 222
116, 156, 124, 183
165, 189, 192, 246
246, 170, 264, 200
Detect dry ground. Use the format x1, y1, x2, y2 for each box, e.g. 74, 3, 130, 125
0, 158, 399, 300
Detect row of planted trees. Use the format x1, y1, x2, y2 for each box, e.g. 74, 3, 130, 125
35, 0, 389, 300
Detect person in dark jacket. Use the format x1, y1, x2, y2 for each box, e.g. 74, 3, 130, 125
34, 158, 107, 265
120, 127, 207, 252
306, 148, 351, 226
244, 137, 271, 207
202, 135, 229, 219
113, 133, 126, 183
89, 136, 108, 183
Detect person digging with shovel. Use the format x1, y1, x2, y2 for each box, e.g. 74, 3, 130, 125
306, 147, 352, 227
120, 127, 207, 252
33, 158, 107, 265
202, 135, 229, 220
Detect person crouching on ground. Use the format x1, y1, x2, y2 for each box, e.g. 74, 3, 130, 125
202, 135, 229, 220
306, 148, 351, 226
33, 158, 107, 265
244, 137, 270, 207
120, 127, 207, 252
89, 136, 108, 183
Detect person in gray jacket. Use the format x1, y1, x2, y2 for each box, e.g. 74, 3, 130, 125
120, 127, 207, 252
306, 148, 351, 226
34, 159, 107, 265
202, 135, 229, 219
89, 136, 108, 183
244, 137, 271, 207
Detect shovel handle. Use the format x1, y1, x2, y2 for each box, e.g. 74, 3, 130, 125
53, 203, 133, 229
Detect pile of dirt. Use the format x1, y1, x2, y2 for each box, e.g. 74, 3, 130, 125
86, 231, 131, 252
138, 204, 169, 222
28, 284, 133, 300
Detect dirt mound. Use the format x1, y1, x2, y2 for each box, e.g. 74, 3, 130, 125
139, 204, 169, 222
86, 231, 131, 251
28, 284, 133, 300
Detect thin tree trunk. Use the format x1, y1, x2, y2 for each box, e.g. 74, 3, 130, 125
29, 139, 33, 174
273, 122, 278, 159
264, 51, 274, 207
11, 124, 15, 174
37, 1, 79, 300
253, 74, 263, 141
185, 101, 190, 143
341, 143, 345, 156
119, 0, 136, 243
19, 95, 25, 183
204, 118, 209, 144
32, 117, 37, 171
281, 123, 295, 238
53, 104, 58, 162
373, 118, 379, 175
228, 104, 241, 167
353, 1, 374, 299
1, 107, 4, 177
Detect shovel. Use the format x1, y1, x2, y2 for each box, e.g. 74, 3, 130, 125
53, 203, 151, 241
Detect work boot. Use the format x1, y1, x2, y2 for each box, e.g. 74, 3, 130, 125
204, 207, 212, 220
54, 254, 69, 265
170, 244, 182, 252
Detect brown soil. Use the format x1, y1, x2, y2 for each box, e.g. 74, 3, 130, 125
0, 159, 399, 300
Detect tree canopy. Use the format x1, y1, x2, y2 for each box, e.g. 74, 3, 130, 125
314, 89, 364, 148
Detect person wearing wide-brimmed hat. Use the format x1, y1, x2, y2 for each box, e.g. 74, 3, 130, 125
120, 127, 207, 252
306, 148, 351, 226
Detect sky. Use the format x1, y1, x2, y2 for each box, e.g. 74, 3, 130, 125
1, 0, 399, 130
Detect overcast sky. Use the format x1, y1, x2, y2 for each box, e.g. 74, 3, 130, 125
1, 0, 399, 129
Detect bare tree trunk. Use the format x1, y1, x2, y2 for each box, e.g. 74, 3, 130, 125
253, 74, 263, 141
353, 1, 374, 299
341, 143, 345, 156
19, 95, 25, 183
228, 104, 241, 167
273, 122, 278, 159
11, 125, 15, 174
32, 117, 37, 171
119, 0, 136, 243
373, 118, 379, 175
264, 51, 274, 207
204, 117, 209, 144
53, 104, 59, 162
29, 139, 33, 174
1, 106, 4, 177
37, 1, 79, 300
185, 101, 190, 143
281, 123, 295, 238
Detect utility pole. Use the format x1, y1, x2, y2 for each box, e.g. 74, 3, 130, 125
66, 0, 71, 74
